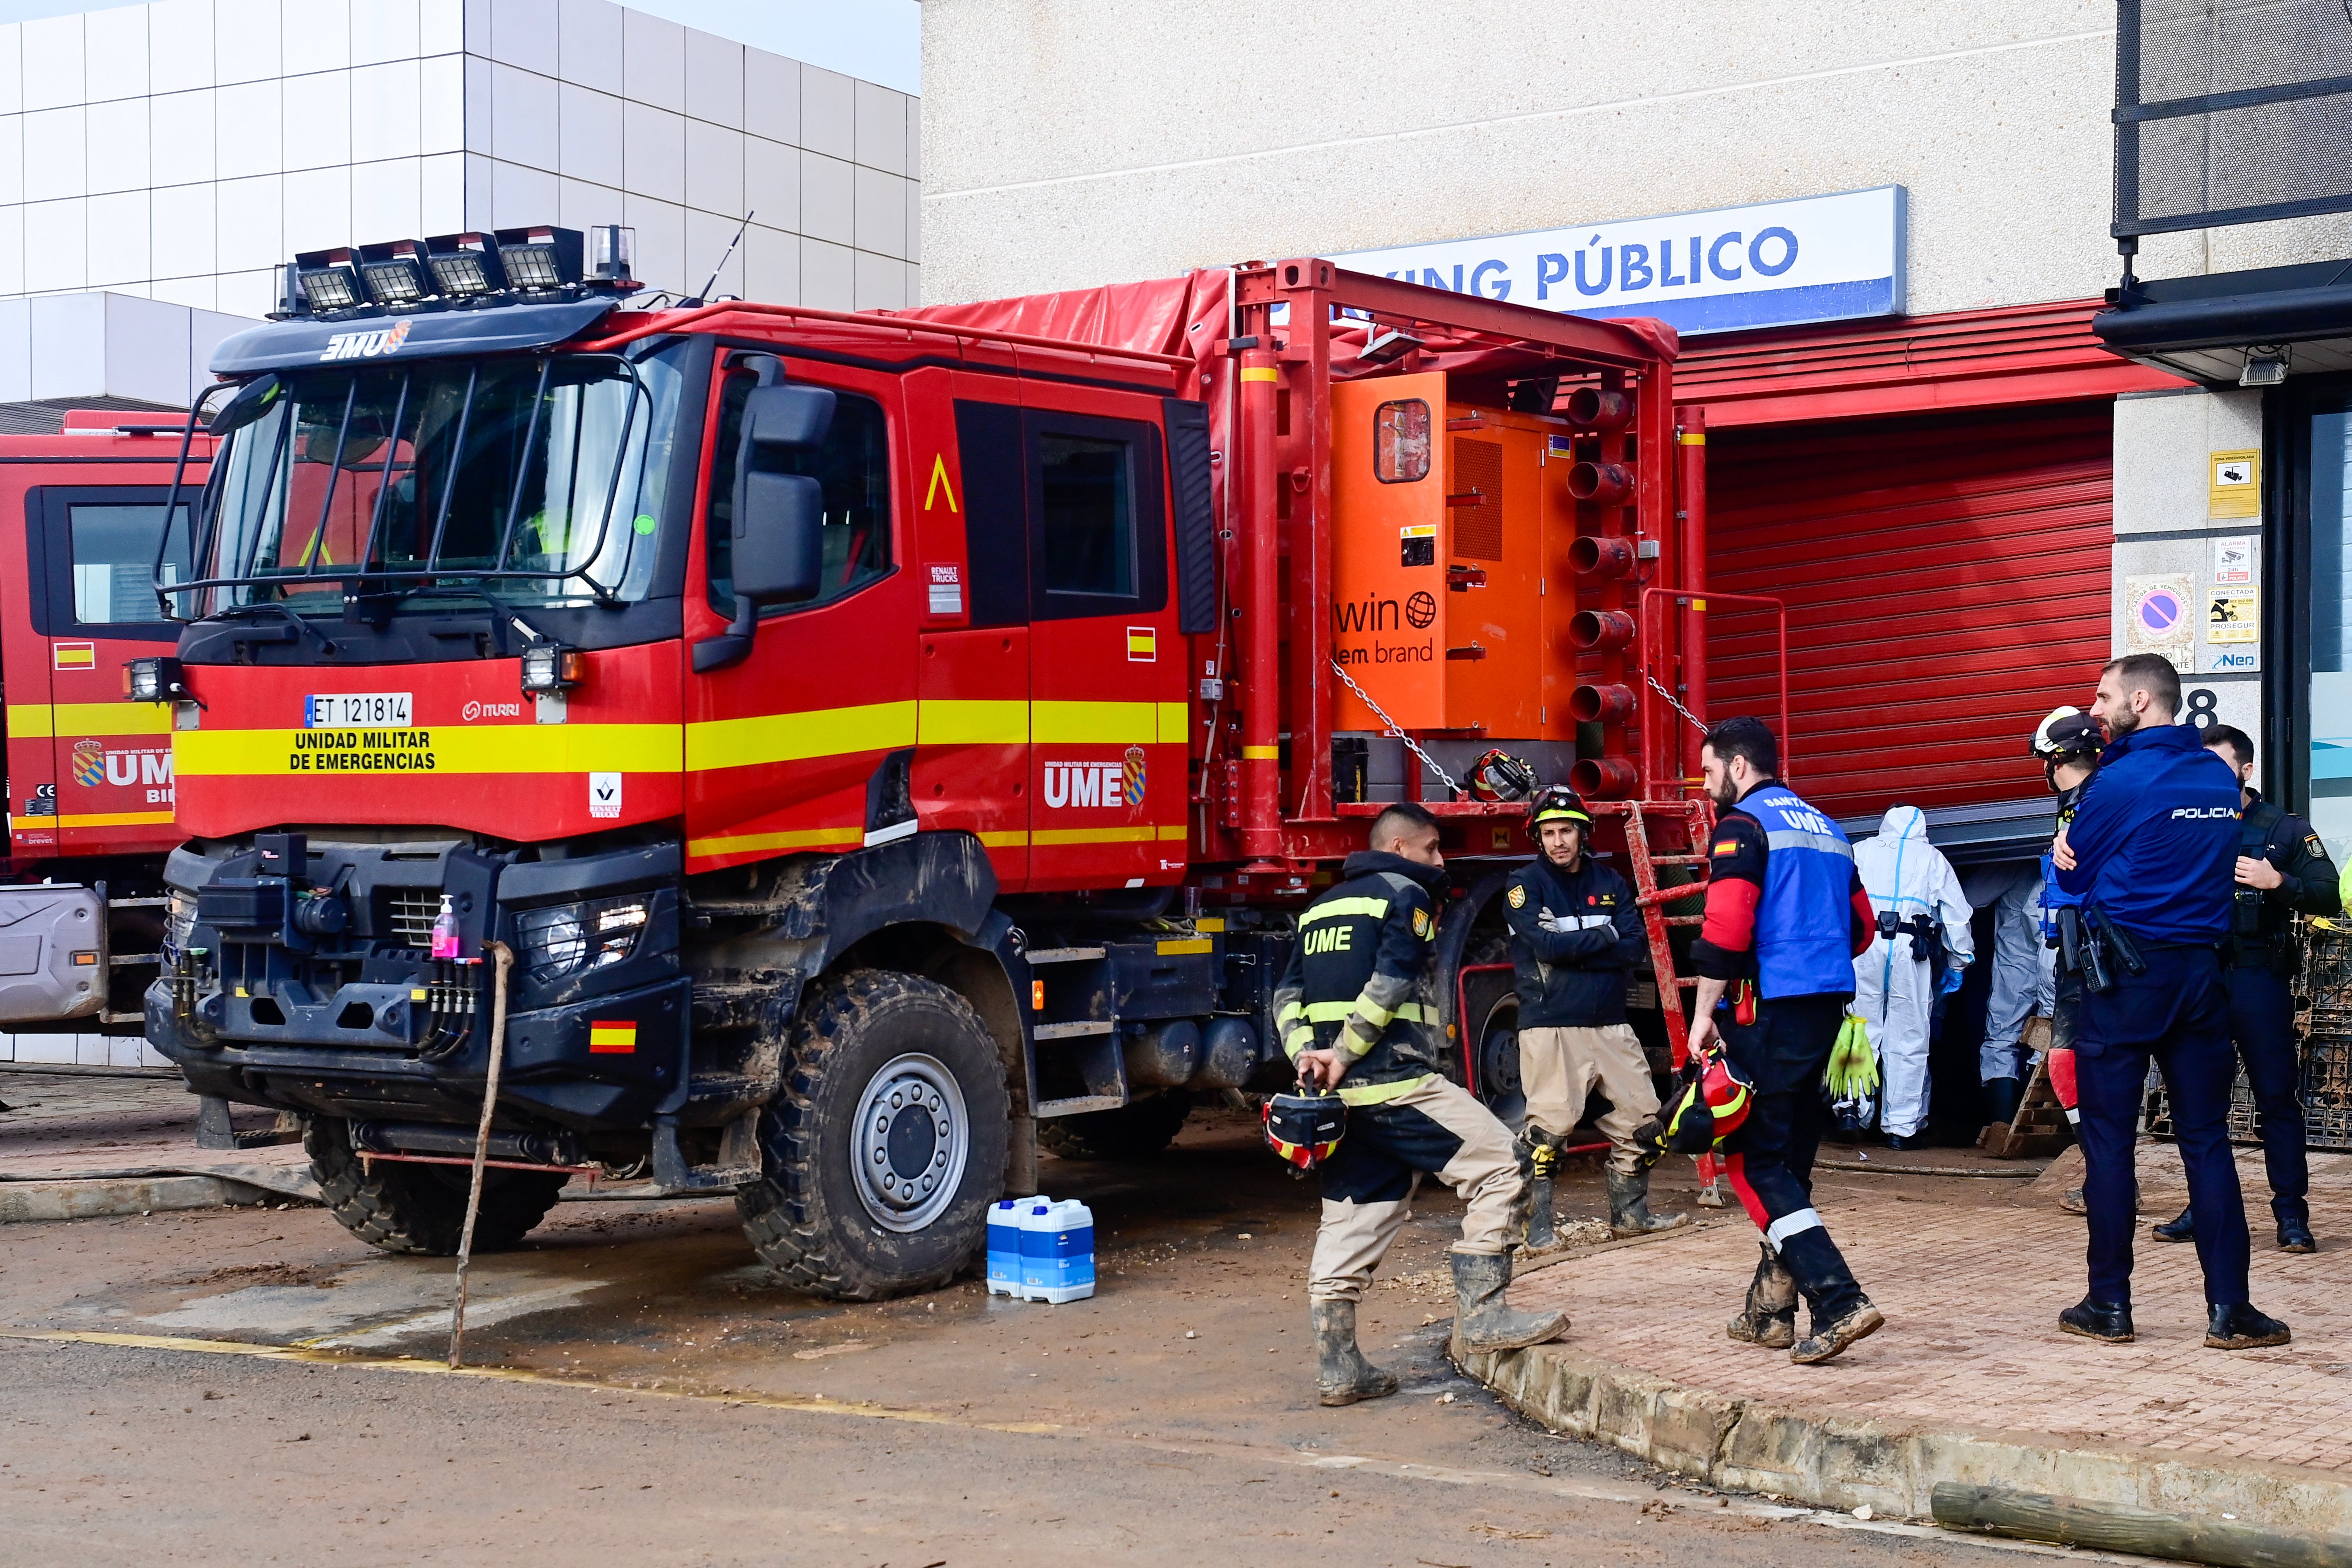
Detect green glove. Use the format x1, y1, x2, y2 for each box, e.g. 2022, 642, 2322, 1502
1825, 1012, 1880, 1100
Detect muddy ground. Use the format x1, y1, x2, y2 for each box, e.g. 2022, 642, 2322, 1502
0, 1077, 2045, 1566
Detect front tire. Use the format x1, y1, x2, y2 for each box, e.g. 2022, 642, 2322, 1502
737, 969, 1009, 1301
305, 1117, 568, 1255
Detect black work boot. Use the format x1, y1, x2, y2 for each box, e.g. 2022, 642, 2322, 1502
1790, 1297, 1884, 1365
1725, 1243, 1796, 1350
2058, 1296, 2135, 1343
1518, 1128, 1564, 1256
1605, 1167, 1690, 1238
1983, 1076, 2020, 1129
1449, 1251, 1569, 1355
2151, 1204, 2195, 1243
2276, 1200, 2318, 1254
1312, 1299, 1398, 1406
2205, 1302, 2292, 1350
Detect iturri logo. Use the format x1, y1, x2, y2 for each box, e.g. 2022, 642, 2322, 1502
460, 699, 523, 722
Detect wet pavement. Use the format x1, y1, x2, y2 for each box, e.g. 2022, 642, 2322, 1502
0, 1090, 2050, 1565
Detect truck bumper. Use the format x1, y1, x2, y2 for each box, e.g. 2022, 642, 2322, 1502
146, 971, 689, 1133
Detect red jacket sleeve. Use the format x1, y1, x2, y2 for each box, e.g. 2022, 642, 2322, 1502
1848, 868, 1875, 957
1692, 814, 1765, 981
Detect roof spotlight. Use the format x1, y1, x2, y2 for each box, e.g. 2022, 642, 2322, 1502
357, 239, 431, 308
423, 232, 507, 299
292, 247, 365, 315
2240, 347, 2289, 388
495, 225, 583, 293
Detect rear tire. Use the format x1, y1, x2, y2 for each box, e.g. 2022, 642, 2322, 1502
305, 1117, 568, 1255
1037, 1092, 1193, 1161
737, 969, 1008, 1301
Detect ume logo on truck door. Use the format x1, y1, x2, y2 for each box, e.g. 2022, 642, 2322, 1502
1043, 746, 1147, 810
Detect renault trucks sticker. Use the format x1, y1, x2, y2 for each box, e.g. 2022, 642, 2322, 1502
590, 771, 622, 818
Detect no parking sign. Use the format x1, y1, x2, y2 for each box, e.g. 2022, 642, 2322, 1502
2125, 573, 2195, 662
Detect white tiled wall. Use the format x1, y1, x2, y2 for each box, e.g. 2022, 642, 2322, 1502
0, 0, 920, 320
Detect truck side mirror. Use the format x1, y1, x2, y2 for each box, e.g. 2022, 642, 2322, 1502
743, 384, 835, 448
691, 386, 837, 674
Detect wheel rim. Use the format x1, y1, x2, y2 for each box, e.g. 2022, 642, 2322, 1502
851, 1052, 970, 1233
1477, 997, 1527, 1133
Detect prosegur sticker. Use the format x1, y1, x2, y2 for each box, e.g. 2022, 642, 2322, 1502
2208, 588, 2258, 644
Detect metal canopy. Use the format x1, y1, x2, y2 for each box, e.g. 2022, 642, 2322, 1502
2094, 258, 2352, 384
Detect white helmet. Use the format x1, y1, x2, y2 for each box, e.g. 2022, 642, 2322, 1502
2030, 705, 2103, 762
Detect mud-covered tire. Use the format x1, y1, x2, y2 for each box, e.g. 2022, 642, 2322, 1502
304, 1118, 568, 1255
1036, 1092, 1193, 1161
737, 969, 1009, 1301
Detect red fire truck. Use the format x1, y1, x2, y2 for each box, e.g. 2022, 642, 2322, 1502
2, 414, 211, 1040
138, 229, 1731, 1297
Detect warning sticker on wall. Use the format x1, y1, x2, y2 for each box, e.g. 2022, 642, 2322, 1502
2126, 573, 2196, 661
2210, 450, 2259, 518
2212, 536, 2255, 586
2208, 588, 2258, 643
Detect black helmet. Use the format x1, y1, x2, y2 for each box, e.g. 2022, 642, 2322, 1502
2030, 706, 2104, 763
1264, 1089, 1345, 1171
1467, 748, 1537, 802
1526, 783, 1593, 839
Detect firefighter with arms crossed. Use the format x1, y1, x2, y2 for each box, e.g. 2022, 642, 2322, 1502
2052, 655, 2291, 1349
2149, 723, 2340, 1254
1688, 717, 1885, 1365
1505, 785, 1687, 1251
1273, 803, 1568, 1407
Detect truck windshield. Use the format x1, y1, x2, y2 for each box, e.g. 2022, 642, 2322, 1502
185, 343, 687, 616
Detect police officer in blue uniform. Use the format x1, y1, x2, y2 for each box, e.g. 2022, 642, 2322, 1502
1688, 717, 1884, 1365
2053, 655, 2292, 1350
2149, 724, 2340, 1254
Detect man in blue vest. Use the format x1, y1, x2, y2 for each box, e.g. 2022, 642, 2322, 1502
1688, 716, 1884, 1365
2053, 654, 2291, 1350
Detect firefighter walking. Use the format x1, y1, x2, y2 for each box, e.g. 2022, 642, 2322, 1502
1688, 717, 1886, 1365
1505, 786, 1687, 1250
1273, 802, 1568, 1407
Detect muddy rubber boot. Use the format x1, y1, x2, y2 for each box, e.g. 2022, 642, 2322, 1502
2205, 1301, 2291, 1350
1312, 1299, 1398, 1407
1449, 1251, 1569, 1355
1725, 1243, 1797, 1349
1605, 1167, 1690, 1238
2151, 1204, 2195, 1243
1789, 1297, 1884, 1365
2276, 1199, 2317, 1254
1518, 1129, 1565, 1256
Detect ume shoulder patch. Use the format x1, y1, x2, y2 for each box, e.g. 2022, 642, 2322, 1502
1412, 907, 1433, 939
1506, 884, 1526, 909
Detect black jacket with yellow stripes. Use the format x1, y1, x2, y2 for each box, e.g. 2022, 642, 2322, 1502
1271, 850, 1447, 1104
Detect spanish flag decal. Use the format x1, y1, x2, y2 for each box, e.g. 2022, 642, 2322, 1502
53, 642, 95, 670
1126, 626, 1156, 662
588, 1019, 638, 1055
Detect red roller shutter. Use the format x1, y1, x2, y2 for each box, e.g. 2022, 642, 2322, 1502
1703, 402, 2112, 819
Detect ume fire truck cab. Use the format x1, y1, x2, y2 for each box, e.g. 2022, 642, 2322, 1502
2, 414, 211, 1039
141, 227, 1729, 1298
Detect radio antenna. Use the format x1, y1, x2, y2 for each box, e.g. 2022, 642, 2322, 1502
678, 210, 755, 309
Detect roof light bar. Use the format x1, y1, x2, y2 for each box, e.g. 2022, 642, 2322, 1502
291, 247, 365, 316
274, 225, 639, 318
496, 226, 582, 293
356, 239, 431, 309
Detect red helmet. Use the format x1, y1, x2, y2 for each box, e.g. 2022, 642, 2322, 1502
1648, 1046, 1753, 1158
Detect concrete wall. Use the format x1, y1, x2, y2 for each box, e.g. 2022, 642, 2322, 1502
922, 1, 2165, 306
2110, 388, 2268, 787
0, 0, 920, 317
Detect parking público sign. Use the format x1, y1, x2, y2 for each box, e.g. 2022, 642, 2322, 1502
1327, 186, 1906, 337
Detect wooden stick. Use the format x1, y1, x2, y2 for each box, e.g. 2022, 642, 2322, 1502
1931, 1482, 2352, 1568
448, 941, 512, 1371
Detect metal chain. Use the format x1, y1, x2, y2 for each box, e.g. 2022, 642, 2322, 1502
1645, 672, 1708, 737
1329, 658, 1463, 797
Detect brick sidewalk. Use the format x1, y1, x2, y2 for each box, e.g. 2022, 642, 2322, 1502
1465, 1143, 2352, 1524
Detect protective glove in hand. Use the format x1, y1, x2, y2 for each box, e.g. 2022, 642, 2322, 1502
1824, 1012, 1880, 1100
1940, 965, 1965, 996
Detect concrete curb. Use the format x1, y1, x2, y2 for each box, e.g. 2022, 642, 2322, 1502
0, 1173, 292, 1222
1460, 1342, 2352, 1535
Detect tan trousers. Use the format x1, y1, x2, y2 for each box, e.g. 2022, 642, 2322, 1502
1519, 1022, 1660, 1178
1307, 1074, 1524, 1302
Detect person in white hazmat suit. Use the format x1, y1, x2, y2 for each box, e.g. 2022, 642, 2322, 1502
1976, 866, 2053, 1131
1852, 806, 1974, 1148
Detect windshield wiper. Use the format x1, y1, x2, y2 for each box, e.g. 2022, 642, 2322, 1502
199, 600, 338, 655
377, 581, 551, 656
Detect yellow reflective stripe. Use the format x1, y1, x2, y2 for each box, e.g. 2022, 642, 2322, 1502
686, 701, 915, 772
174, 723, 683, 777
1300, 897, 1387, 926
1337, 1072, 1436, 1107
1241, 367, 1280, 382
1032, 825, 1170, 846
1156, 937, 1212, 956
976, 830, 1028, 847
918, 699, 1028, 745
1276, 1000, 1304, 1024
9, 810, 176, 830
1240, 745, 1279, 760
1031, 700, 1167, 745
1283, 1027, 1313, 1059
686, 824, 863, 859
1298, 999, 1428, 1026
7, 702, 175, 739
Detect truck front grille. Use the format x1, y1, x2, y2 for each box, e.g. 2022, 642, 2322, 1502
384, 891, 441, 948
